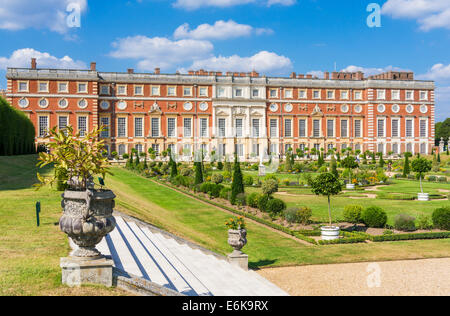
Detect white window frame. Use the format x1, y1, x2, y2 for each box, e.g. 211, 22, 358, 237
391, 118, 401, 138
117, 84, 127, 96
77, 82, 88, 94
167, 117, 176, 138
284, 119, 293, 137
326, 90, 335, 100
151, 117, 160, 138
420, 91, 428, 101
419, 119, 428, 138
199, 86, 208, 97
392, 90, 400, 100
377, 118, 386, 138
405, 118, 414, 138
298, 89, 307, 99
199, 117, 208, 138
117, 116, 128, 138
38, 115, 49, 138
183, 118, 192, 137
100, 85, 110, 95
270, 119, 278, 138
340, 90, 349, 100
38, 81, 49, 93
406, 90, 414, 101
77, 116, 88, 137
18, 81, 29, 92
167, 86, 177, 96
377, 89, 386, 100
100, 117, 110, 138
151, 85, 160, 96
134, 116, 144, 138
299, 119, 307, 137
183, 86, 193, 97
284, 89, 293, 99
134, 85, 144, 96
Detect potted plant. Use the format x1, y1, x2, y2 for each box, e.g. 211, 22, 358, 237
36, 126, 116, 258
226, 216, 247, 254
310, 173, 343, 240
412, 157, 432, 201
341, 155, 359, 189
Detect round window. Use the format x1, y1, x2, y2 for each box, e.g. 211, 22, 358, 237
117, 100, 127, 110
406, 104, 414, 114
341, 104, 349, 113
377, 104, 386, 113
78, 99, 87, 109
18, 98, 29, 108
100, 101, 110, 110
269, 103, 278, 112
183, 102, 193, 111
199, 102, 208, 111
354, 105, 362, 113
284, 104, 293, 113
392, 104, 400, 113
58, 99, 68, 109
39, 98, 48, 108
420, 105, 428, 114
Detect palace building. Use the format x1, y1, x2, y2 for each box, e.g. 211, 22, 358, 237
5, 59, 435, 160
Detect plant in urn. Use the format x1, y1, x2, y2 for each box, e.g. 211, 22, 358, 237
226, 216, 247, 255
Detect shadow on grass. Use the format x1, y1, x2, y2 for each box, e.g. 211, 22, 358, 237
249, 259, 278, 270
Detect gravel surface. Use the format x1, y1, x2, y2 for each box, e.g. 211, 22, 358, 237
258, 258, 450, 296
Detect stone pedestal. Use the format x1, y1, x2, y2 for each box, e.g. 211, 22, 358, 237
417, 193, 430, 201
346, 183, 355, 190
227, 250, 248, 271
258, 164, 266, 177
61, 257, 114, 287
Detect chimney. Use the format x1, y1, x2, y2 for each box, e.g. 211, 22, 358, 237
127, 68, 134, 74
188, 70, 194, 75
290, 72, 296, 79
31, 58, 37, 69
331, 72, 338, 80
297, 74, 304, 79
90, 62, 96, 71
154, 68, 160, 74
306, 74, 313, 79
324, 72, 330, 80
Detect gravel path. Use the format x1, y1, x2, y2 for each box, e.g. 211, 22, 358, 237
258, 258, 450, 296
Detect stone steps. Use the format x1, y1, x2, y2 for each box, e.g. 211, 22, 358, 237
92, 216, 288, 296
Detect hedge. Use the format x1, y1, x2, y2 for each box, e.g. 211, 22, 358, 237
318, 236, 367, 245
0, 97, 35, 156
370, 232, 450, 242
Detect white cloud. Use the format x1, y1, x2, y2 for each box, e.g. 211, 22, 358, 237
185, 51, 292, 75
417, 63, 450, 81
0, 48, 86, 70
382, 0, 450, 31
174, 20, 273, 40
173, 0, 295, 10
110, 36, 214, 71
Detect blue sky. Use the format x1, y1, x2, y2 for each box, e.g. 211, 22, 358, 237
0, 0, 449, 120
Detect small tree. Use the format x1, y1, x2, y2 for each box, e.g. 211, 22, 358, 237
194, 161, 203, 185
377, 152, 385, 168
412, 158, 432, 193
341, 155, 359, 184
310, 173, 342, 226
403, 152, 412, 177
330, 155, 339, 179
262, 179, 278, 196
168, 149, 178, 177
230, 155, 244, 204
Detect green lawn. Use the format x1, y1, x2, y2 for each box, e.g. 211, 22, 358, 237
0, 155, 129, 296
1, 155, 449, 295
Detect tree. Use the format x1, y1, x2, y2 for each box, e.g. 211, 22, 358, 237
411, 158, 432, 193
310, 173, 342, 226
403, 152, 412, 177
377, 152, 385, 168
437, 152, 441, 163
435, 118, 450, 145
168, 148, 178, 177
432, 154, 440, 172
330, 155, 339, 179
341, 155, 359, 184
285, 149, 293, 171
194, 161, 203, 185
262, 179, 278, 196
230, 155, 244, 204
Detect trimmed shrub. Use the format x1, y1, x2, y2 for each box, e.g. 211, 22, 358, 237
343, 205, 363, 224
432, 207, 450, 230
235, 193, 246, 206
217, 161, 224, 170
219, 187, 232, 200
211, 173, 224, 184
417, 215, 432, 230
394, 214, 416, 232
361, 206, 387, 228
438, 176, 448, 183
262, 179, 279, 196
427, 175, 437, 182
246, 192, 260, 208
266, 198, 286, 216
257, 194, 270, 212
284, 206, 312, 225
243, 175, 254, 186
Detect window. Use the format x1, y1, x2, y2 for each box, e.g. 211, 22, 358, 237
38, 98, 48, 108
270, 144, 278, 155
235, 119, 243, 137
200, 118, 208, 137
58, 116, 68, 133
235, 144, 244, 157
151, 144, 159, 155
313, 120, 320, 137
183, 144, 192, 156
354, 120, 361, 138
117, 85, 127, 95
100, 117, 110, 138
354, 90, 362, 100
392, 143, 399, 154
135, 117, 143, 137
341, 120, 348, 137
392, 119, 399, 137
218, 143, 226, 157
299, 119, 306, 137
252, 119, 260, 138
135, 144, 143, 154
218, 118, 226, 137
377, 119, 385, 137
38, 82, 48, 92
100, 85, 110, 95
151, 118, 160, 137
377, 89, 386, 100
252, 89, 259, 97
285, 144, 292, 153
285, 119, 292, 137
18, 81, 28, 92
118, 144, 126, 156
378, 143, 384, 154
270, 119, 278, 137
392, 90, 400, 100
420, 120, 427, 138
167, 118, 176, 137
406, 119, 413, 137
167, 86, 176, 96
134, 85, 144, 96
327, 90, 335, 99
406, 90, 414, 100
199, 87, 208, 97
340, 90, 349, 100
184, 118, 192, 137
167, 144, 175, 155
270, 89, 278, 98
355, 144, 361, 151
183, 87, 192, 96
328, 144, 334, 151
117, 117, 127, 137
327, 120, 334, 137
200, 144, 207, 154
314, 144, 320, 151
235, 88, 243, 97
406, 143, 413, 153
58, 82, 68, 93
151, 86, 160, 96
420, 143, 427, 154
420, 91, 428, 101
78, 116, 87, 137
217, 88, 225, 97
298, 89, 307, 99
78, 83, 87, 93
313, 90, 320, 99
285, 89, 293, 98
252, 144, 260, 156
299, 144, 305, 151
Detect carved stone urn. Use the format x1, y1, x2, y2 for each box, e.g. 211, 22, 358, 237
227, 229, 247, 254
59, 189, 116, 258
